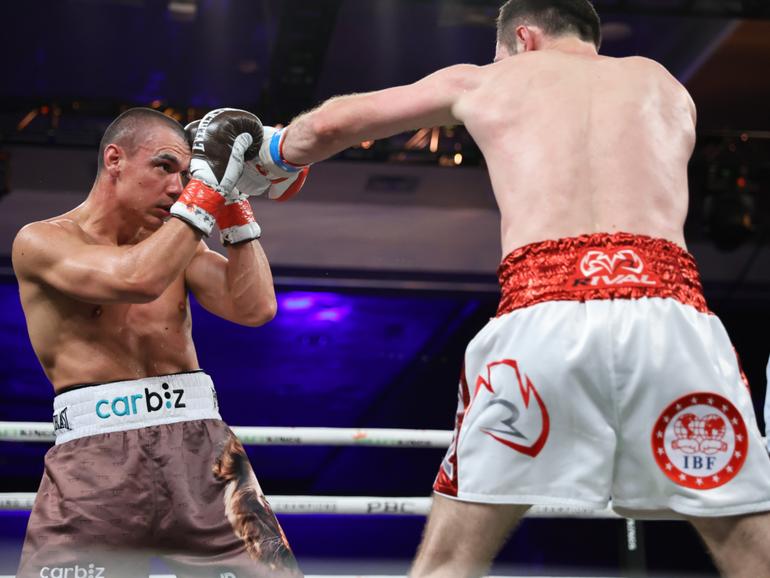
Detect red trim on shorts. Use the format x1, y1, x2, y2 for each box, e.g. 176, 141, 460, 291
433, 367, 471, 497
496, 232, 709, 316
734, 348, 751, 392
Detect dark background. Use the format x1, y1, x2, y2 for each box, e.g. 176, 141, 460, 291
2, 1, 770, 576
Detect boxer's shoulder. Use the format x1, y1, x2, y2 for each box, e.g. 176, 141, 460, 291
12, 216, 93, 276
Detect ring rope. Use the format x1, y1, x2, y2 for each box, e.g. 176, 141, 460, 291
0, 420, 687, 537
0, 492, 621, 519
0, 422, 452, 447
4, 422, 766, 449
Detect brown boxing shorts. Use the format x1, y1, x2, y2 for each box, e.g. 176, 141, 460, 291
17, 371, 302, 578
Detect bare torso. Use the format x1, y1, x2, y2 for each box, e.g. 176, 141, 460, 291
454, 52, 696, 255
17, 213, 199, 393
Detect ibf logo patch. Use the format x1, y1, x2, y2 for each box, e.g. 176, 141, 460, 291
652, 393, 748, 490
568, 247, 660, 289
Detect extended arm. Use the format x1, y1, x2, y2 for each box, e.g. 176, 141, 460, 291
281, 64, 481, 165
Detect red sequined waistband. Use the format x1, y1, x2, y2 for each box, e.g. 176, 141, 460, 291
496, 233, 709, 316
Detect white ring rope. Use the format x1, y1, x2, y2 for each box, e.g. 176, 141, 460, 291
0, 422, 452, 447
0, 492, 621, 519
0, 422, 641, 562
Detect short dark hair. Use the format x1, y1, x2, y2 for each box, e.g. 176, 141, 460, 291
497, 0, 601, 51
97, 107, 186, 172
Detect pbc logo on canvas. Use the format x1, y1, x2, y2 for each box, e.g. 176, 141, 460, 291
568, 247, 660, 290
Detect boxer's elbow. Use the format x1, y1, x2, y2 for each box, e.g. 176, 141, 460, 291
257, 296, 278, 325
121, 277, 166, 303
116, 269, 169, 303
238, 296, 277, 327
108, 254, 175, 302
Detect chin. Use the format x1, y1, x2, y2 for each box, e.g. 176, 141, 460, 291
146, 217, 166, 231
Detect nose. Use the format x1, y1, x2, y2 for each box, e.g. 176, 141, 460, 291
168, 173, 185, 199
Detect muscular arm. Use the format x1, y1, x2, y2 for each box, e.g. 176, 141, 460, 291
281, 64, 481, 165
185, 240, 276, 327
12, 218, 201, 304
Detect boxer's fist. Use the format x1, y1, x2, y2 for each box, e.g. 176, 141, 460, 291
171, 109, 262, 237
238, 160, 309, 202
183, 119, 200, 153
189, 108, 262, 193
237, 125, 309, 202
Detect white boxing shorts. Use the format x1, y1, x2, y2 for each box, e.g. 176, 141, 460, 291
434, 232, 770, 519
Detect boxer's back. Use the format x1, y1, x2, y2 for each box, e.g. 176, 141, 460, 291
456, 51, 696, 255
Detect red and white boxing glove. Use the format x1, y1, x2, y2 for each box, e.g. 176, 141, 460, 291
237, 125, 310, 202
171, 109, 262, 241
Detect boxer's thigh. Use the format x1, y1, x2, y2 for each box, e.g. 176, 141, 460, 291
17, 434, 154, 577
158, 420, 302, 578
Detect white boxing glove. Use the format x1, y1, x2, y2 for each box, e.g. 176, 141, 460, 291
237, 126, 310, 202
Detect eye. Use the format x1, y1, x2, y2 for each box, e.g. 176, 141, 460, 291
158, 163, 174, 173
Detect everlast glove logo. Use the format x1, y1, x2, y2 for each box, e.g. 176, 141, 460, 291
95, 382, 186, 420
211, 386, 219, 411
191, 109, 221, 153
52, 407, 71, 431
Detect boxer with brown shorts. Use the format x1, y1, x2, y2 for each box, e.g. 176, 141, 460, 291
12, 108, 307, 577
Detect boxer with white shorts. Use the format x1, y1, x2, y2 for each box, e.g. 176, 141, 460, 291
258, 0, 770, 575
12, 107, 307, 577
434, 232, 770, 519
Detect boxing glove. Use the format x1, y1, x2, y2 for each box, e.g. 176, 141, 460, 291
170, 108, 262, 239
237, 125, 309, 202
181, 116, 263, 245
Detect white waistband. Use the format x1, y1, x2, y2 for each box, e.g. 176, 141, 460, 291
52, 371, 221, 444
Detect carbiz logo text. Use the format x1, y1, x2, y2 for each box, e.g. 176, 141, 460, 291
39, 563, 105, 577
95, 382, 186, 420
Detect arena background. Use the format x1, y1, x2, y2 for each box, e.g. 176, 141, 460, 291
1, 0, 769, 576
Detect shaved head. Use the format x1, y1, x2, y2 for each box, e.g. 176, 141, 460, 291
97, 108, 186, 174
